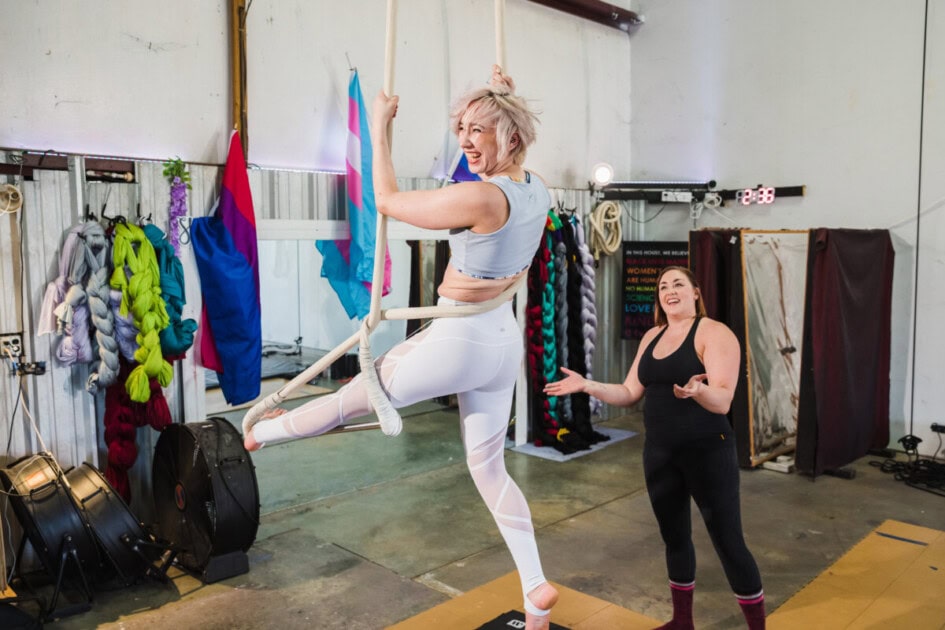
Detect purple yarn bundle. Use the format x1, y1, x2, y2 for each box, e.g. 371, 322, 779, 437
168, 176, 187, 255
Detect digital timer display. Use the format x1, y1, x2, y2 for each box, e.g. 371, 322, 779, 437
736, 187, 776, 206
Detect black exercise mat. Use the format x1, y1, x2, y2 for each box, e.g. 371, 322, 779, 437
476, 609, 570, 629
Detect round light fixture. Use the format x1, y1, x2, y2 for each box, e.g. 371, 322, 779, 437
591, 162, 614, 187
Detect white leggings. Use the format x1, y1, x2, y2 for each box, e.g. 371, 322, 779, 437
252, 300, 547, 602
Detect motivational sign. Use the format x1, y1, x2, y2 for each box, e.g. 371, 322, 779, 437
622, 241, 689, 340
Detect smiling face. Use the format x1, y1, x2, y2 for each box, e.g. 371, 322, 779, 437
456, 103, 518, 177
655, 267, 703, 325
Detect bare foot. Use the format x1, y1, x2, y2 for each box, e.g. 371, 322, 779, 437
525, 582, 559, 630
243, 408, 286, 452
244, 429, 261, 452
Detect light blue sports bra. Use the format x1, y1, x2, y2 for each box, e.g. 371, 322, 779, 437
448, 172, 551, 279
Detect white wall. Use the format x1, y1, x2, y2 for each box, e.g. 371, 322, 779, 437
630, 0, 944, 455
258, 239, 410, 357
0, 0, 633, 187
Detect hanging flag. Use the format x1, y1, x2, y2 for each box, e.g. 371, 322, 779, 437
316, 70, 392, 319
192, 130, 261, 405
449, 151, 481, 183
430, 133, 479, 183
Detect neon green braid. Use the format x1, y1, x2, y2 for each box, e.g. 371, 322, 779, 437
110, 222, 172, 401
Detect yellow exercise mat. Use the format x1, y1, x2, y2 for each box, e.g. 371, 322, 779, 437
769, 519, 945, 629
387, 571, 661, 630
205, 377, 332, 414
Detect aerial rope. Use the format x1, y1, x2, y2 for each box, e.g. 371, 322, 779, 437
241, 0, 522, 438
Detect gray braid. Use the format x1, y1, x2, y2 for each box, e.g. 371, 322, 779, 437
573, 214, 602, 415
85, 222, 119, 392
553, 234, 571, 421
87, 265, 119, 390
54, 221, 103, 365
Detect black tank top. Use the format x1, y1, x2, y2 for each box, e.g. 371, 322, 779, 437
637, 318, 732, 445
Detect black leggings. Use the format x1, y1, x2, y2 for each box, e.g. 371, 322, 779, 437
643, 433, 762, 596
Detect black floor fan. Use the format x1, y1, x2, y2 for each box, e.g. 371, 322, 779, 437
65, 463, 171, 586
0, 453, 98, 622
151, 417, 260, 583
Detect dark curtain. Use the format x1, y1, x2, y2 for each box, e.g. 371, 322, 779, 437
406, 241, 451, 338
796, 229, 894, 476
432, 241, 452, 406
406, 241, 422, 337
689, 230, 751, 467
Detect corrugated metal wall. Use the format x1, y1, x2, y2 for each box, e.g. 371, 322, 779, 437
0, 161, 645, 528
0, 159, 226, 520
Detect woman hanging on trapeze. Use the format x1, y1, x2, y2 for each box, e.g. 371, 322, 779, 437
243, 65, 560, 629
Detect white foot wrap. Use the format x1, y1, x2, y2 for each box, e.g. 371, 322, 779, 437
359, 327, 403, 436
523, 598, 550, 616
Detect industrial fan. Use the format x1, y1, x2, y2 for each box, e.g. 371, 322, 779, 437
0, 453, 98, 619
151, 417, 259, 583
66, 463, 164, 584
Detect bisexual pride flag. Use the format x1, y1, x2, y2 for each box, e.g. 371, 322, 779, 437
317, 70, 391, 319
450, 152, 481, 183
192, 130, 261, 405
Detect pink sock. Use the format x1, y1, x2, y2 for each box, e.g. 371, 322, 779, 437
737, 592, 765, 630
655, 581, 694, 630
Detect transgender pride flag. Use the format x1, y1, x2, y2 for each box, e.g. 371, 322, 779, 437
317, 70, 391, 319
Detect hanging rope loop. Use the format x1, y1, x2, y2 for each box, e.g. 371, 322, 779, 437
588, 200, 622, 261
0, 183, 23, 215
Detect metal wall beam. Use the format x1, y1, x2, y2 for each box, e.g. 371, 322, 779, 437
526, 0, 643, 33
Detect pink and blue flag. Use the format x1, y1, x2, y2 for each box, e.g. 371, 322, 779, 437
192, 130, 262, 405
317, 70, 392, 319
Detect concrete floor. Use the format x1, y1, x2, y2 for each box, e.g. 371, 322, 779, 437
14, 399, 945, 629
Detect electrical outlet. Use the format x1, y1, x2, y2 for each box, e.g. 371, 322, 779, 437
0, 333, 23, 359
660, 190, 693, 203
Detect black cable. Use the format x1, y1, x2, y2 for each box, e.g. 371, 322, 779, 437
628, 203, 667, 224
4, 376, 24, 456
870, 437, 945, 498
908, 0, 929, 436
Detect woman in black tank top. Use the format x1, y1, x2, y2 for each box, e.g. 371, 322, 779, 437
637, 316, 735, 446
544, 266, 765, 630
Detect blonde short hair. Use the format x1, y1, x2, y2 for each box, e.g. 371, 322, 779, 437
449, 85, 540, 165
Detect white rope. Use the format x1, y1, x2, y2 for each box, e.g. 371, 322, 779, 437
495, 0, 506, 71
354, 0, 403, 435
241, 275, 525, 435
0, 184, 23, 215
588, 200, 622, 261
242, 0, 513, 438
